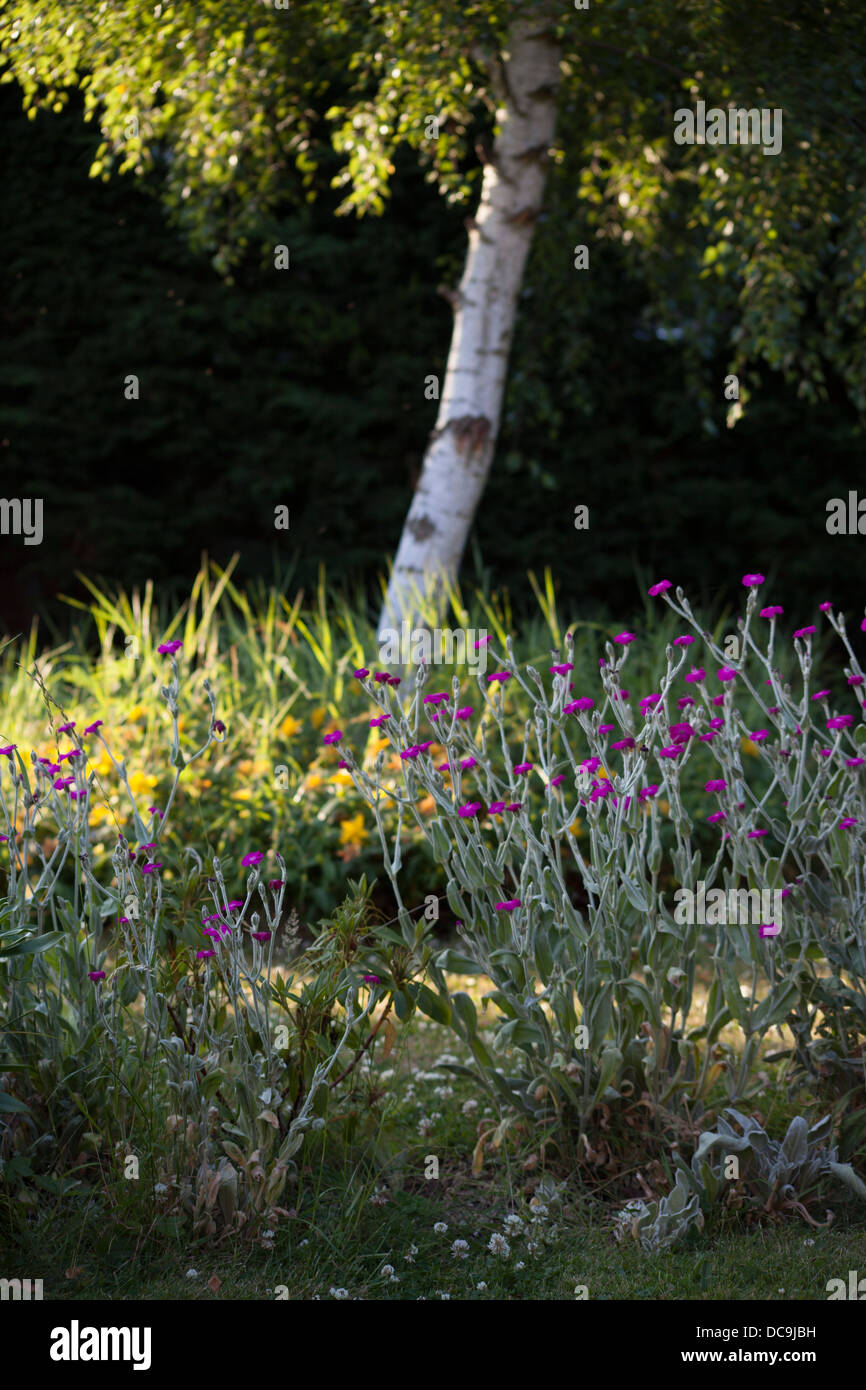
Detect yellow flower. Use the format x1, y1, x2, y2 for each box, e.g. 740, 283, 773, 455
658, 798, 670, 815
128, 770, 158, 795
231, 788, 253, 801
368, 735, 390, 758
329, 770, 354, 788
338, 813, 368, 846
88, 805, 114, 828
566, 818, 585, 838
597, 766, 610, 780
311, 708, 327, 730
306, 773, 323, 791
279, 714, 303, 738
127, 705, 146, 722
87, 752, 114, 778
741, 736, 759, 758
237, 759, 255, 776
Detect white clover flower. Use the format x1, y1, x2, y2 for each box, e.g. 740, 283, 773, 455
436, 1054, 460, 1067
515, 1261, 525, 1270
488, 1233, 510, 1257
185, 1269, 199, 1279
503, 1213, 525, 1232
451, 1239, 470, 1259
330, 1287, 349, 1300
153, 1182, 168, 1195
381, 1264, 395, 1277
434, 1085, 454, 1100
439, 1292, 451, 1300
310, 1117, 325, 1131
529, 1199, 549, 1220
299, 1239, 309, 1247
433, 1221, 448, 1234
404, 1244, 419, 1262
389, 1275, 400, 1283
803, 1238, 815, 1247
461, 1099, 478, 1116
476, 1281, 487, 1291
418, 1115, 434, 1137
379, 1069, 395, 1082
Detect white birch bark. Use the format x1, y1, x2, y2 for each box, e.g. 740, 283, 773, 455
378, 18, 562, 641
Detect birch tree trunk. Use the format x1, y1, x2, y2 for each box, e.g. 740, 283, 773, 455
378, 18, 562, 640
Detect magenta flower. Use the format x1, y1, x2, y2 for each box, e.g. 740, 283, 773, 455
672, 635, 694, 647
212, 719, 226, 736
839, 817, 858, 829
564, 697, 594, 714
269, 879, 284, 889
861, 618, 866, 633
387, 676, 401, 687
84, 720, 104, 735
711, 694, 726, 706
760, 606, 784, 619
459, 756, 477, 770
57, 722, 75, 734
251, 931, 272, 942
158, 640, 183, 655
677, 697, 695, 710
456, 707, 474, 720
658, 746, 682, 759
827, 715, 854, 730
474, 636, 492, 649
495, 899, 521, 911
369, 715, 390, 728
742, 573, 765, 587
818, 748, 832, 759
749, 730, 769, 742
819, 602, 833, 612
707, 811, 727, 823
846, 757, 865, 767
612, 689, 630, 701
669, 722, 695, 744
196, 950, 215, 960
638, 785, 659, 800
323, 729, 343, 745
373, 671, 390, 684
550, 774, 566, 787
242, 851, 265, 867
423, 693, 449, 705
811, 690, 831, 701
437, 761, 451, 773
354, 668, 369, 679
716, 667, 737, 682
88, 970, 106, 982
640, 694, 661, 711
400, 746, 421, 760
549, 663, 573, 676
149, 806, 163, 818
705, 779, 727, 792
142, 862, 162, 874
613, 632, 636, 645
758, 923, 780, 938
685, 668, 705, 684
458, 802, 482, 818
513, 762, 533, 774
699, 731, 717, 742
747, 829, 768, 838
488, 671, 512, 683
793, 626, 816, 640
489, 801, 506, 814
648, 580, 672, 596
582, 757, 602, 773
363, 974, 381, 984
226, 900, 244, 910
768, 707, 780, 716
417, 741, 433, 752
203, 927, 221, 939
611, 738, 635, 751
506, 802, 522, 812
848, 675, 864, 686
